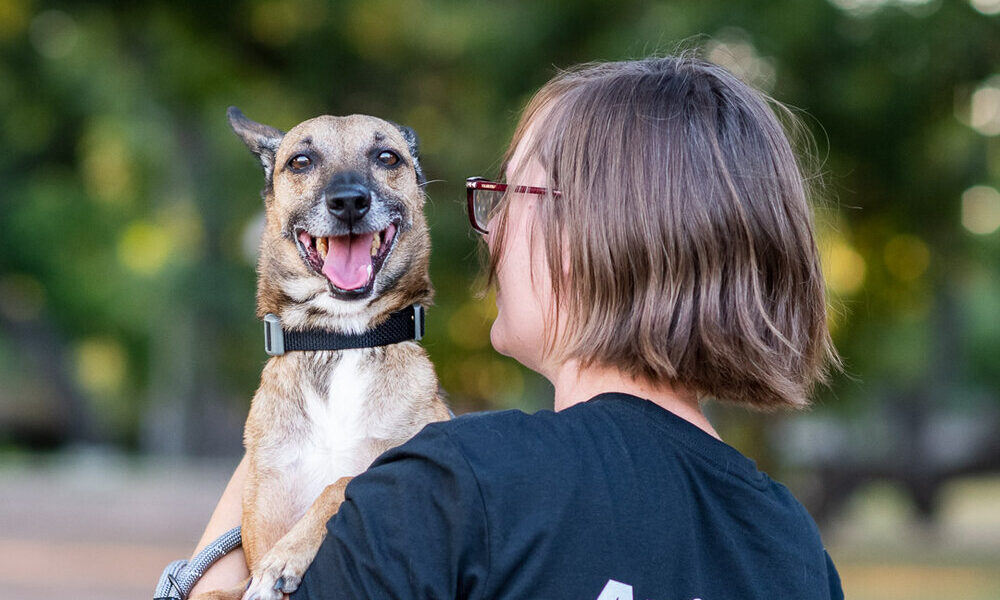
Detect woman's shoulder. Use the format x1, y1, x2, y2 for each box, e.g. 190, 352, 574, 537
446, 406, 555, 434
410, 407, 584, 477
378, 407, 554, 465
433, 407, 563, 453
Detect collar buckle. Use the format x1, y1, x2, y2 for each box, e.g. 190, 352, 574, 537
263, 313, 285, 356
413, 304, 424, 341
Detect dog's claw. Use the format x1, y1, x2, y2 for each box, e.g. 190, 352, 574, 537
273, 577, 284, 592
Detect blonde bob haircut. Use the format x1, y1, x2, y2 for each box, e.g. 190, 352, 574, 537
488, 55, 839, 410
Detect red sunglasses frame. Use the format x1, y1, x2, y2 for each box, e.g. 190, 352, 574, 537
465, 176, 560, 234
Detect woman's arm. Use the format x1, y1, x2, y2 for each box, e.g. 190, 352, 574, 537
187, 453, 251, 596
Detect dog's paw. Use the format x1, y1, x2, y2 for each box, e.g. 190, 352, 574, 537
242, 480, 347, 600
242, 554, 307, 600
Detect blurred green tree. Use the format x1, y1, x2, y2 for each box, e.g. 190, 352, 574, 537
0, 1, 997, 479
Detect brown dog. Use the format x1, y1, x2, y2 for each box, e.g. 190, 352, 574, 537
193, 108, 450, 600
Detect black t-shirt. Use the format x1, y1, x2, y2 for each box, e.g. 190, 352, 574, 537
293, 393, 843, 599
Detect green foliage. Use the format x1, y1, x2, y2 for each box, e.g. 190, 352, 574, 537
0, 0, 998, 451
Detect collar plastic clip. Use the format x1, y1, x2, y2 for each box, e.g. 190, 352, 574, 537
263, 313, 285, 356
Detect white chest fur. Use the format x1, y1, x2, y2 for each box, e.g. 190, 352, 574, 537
269, 349, 377, 520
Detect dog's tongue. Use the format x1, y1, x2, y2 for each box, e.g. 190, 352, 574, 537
322, 234, 371, 290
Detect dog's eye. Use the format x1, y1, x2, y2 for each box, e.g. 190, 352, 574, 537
289, 154, 312, 171
377, 151, 400, 167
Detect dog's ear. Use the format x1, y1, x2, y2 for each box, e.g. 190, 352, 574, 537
228, 107, 285, 185
391, 123, 425, 185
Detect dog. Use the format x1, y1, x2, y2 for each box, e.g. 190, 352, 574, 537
192, 108, 450, 600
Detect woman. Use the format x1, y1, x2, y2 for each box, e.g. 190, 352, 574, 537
192, 54, 843, 599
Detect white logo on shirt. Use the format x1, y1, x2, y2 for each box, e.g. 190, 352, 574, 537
595, 579, 703, 600
595, 580, 634, 600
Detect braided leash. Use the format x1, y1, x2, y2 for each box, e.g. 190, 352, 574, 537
154, 526, 242, 600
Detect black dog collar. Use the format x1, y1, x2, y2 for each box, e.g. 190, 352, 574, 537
263, 305, 424, 356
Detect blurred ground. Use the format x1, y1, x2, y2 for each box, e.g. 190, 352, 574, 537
0, 450, 998, 599
0, 450, 233, 600
826, 477, 1000, 600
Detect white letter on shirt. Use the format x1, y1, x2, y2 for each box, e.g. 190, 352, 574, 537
596, 579, 634, 600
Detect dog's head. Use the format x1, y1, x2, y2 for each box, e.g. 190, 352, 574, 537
229, 107, 432, 332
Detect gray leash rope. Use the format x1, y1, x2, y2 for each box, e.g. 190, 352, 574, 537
154, 526, 242, 600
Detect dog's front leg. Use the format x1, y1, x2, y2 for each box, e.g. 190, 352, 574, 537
243, 476, 352, 600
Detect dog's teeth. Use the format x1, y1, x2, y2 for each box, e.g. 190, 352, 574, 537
370, 232, 381, 257
316, 236, 328, 258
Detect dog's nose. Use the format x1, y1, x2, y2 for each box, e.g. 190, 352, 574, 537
326, 183, 371, 226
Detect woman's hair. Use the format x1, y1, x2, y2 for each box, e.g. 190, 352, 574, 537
488, 54, 840, 410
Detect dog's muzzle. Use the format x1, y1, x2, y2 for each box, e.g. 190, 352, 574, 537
296, 170, 402, 296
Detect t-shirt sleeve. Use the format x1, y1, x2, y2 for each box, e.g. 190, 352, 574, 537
824, 550, 844, 600
291, 423, 490, 600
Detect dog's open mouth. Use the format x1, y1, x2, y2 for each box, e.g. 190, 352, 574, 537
297, 224, 398, 293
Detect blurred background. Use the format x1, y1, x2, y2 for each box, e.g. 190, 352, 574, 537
1, 0, 998, 598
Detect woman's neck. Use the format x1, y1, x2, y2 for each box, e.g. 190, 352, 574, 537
548, 359, 722, 440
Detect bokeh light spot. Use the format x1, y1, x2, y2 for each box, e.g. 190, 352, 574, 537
706, 29, 776, 91
968, 77, 1000, 136
961, 185, 1000, 235
969, 0, 1000, 15
28, 10, 78, 59
827, 0, 890, 15
118, 221, 173, 275
823, 238, 867, 296
883, 234, 930, 281
75, 338, 127, 395
828, 0, 936, 15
